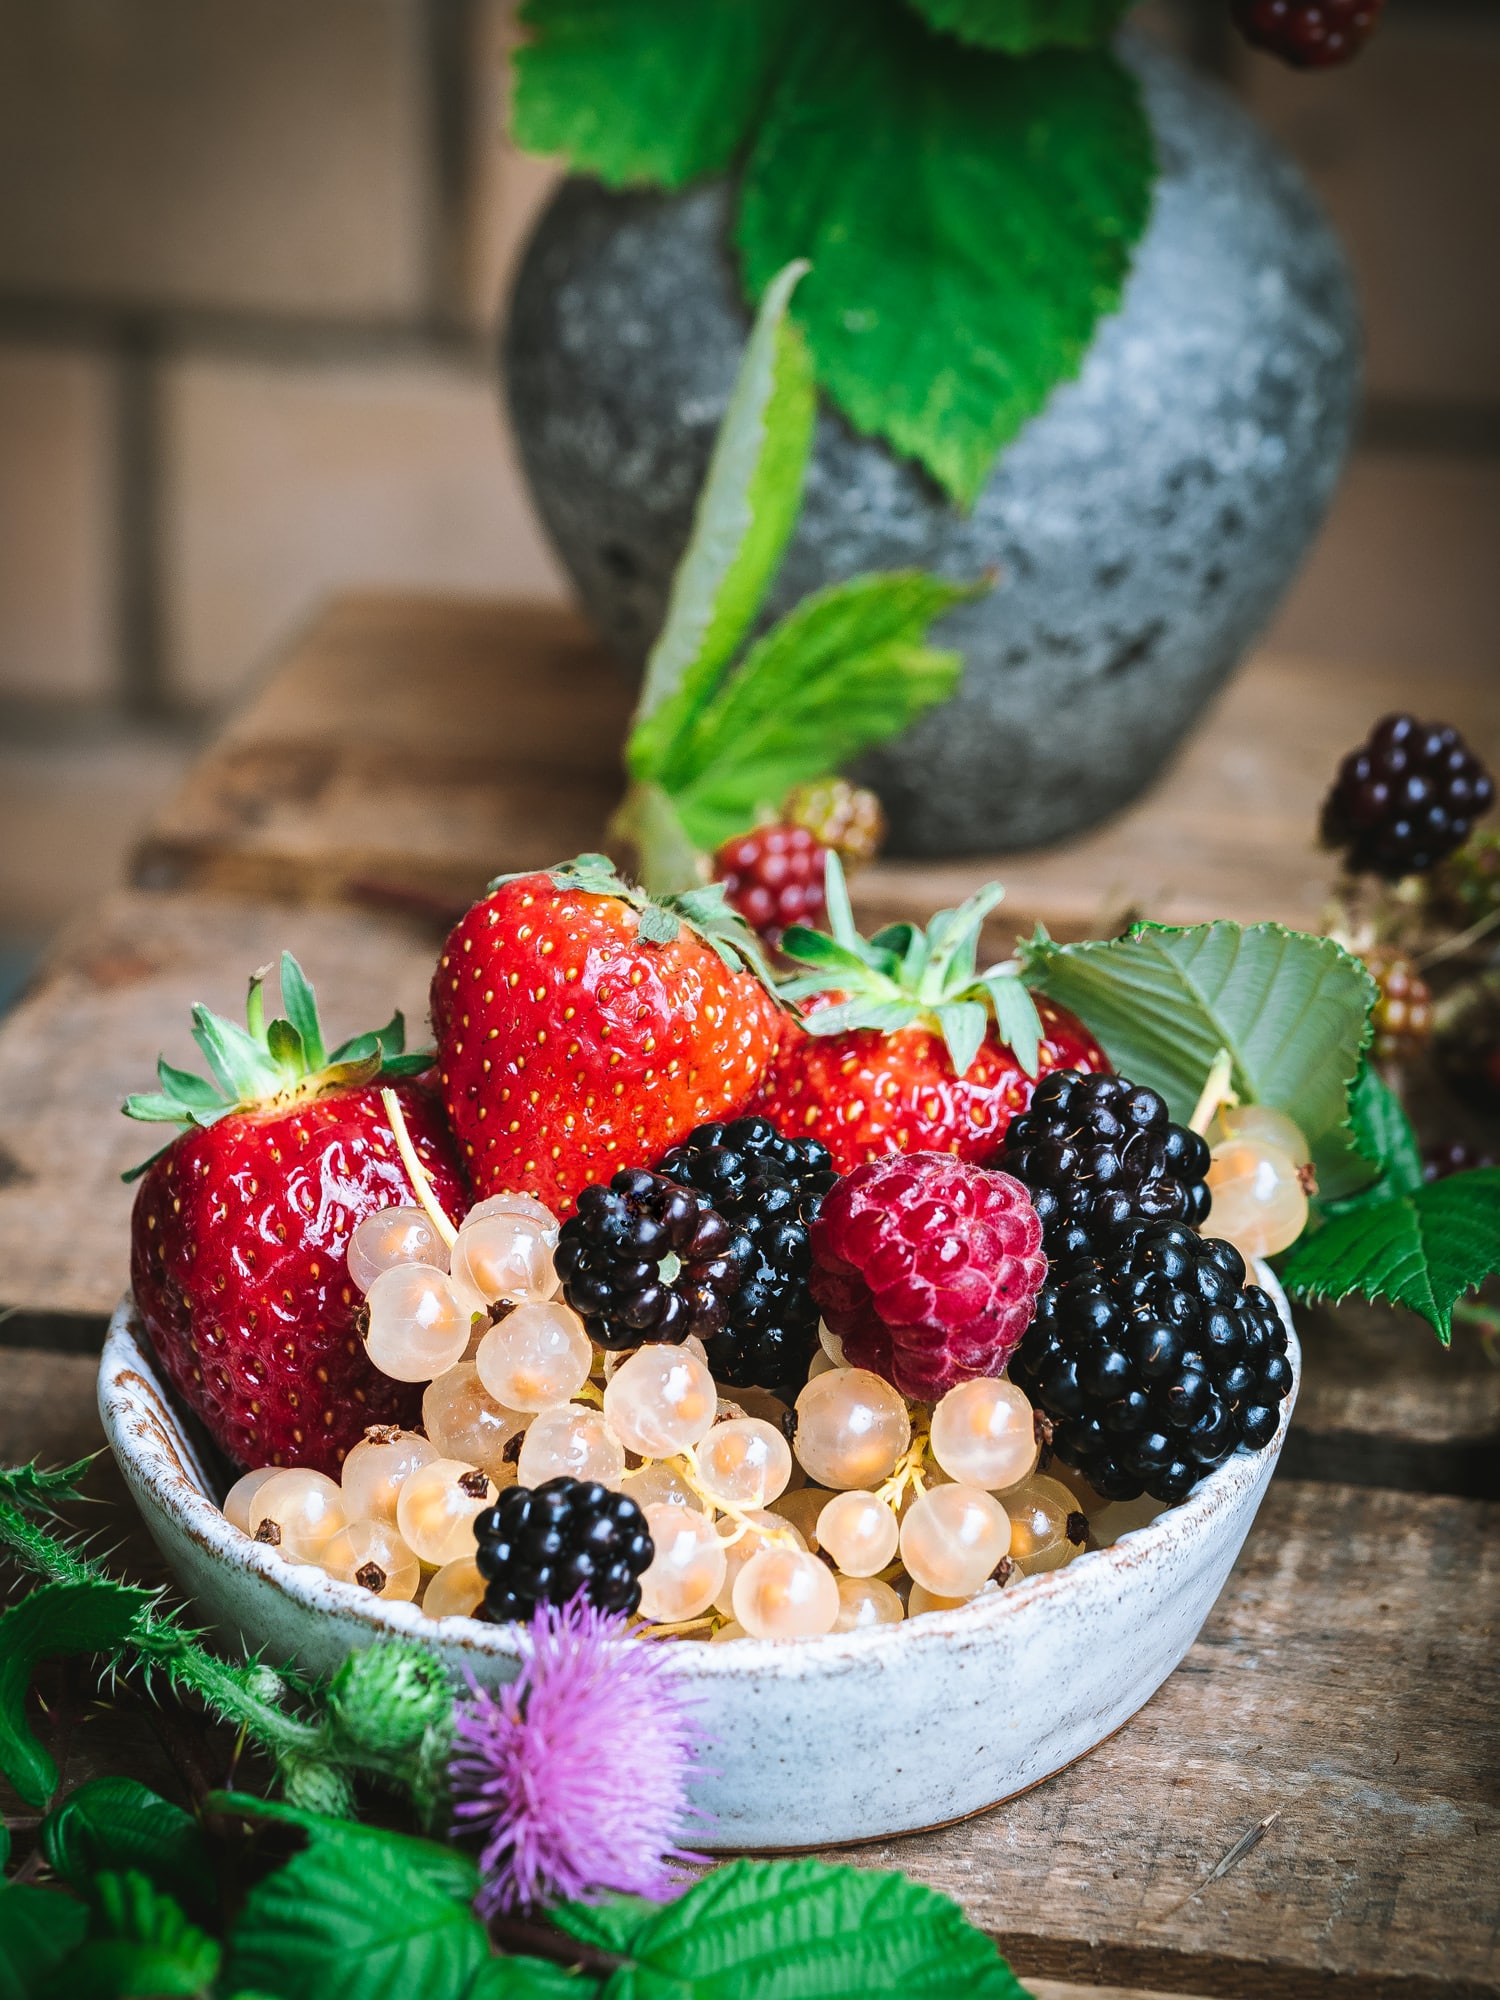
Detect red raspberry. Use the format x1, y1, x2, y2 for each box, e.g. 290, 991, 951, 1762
713, 824, 829, 948
1231, 0, 1383, 68
809, 1154, 1046, 1402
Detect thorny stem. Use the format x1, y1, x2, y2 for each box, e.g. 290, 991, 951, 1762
380, 1086, 460, 1250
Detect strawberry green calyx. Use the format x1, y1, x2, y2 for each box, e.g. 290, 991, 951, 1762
121, 952, 432, 1168
779, 854, 1045, 1080
488, 852, 785, 994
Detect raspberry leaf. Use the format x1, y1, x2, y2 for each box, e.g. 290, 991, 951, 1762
736, 1, 1153, 503
41, 1779, 216, 1918
905, 0, 1134, 52
1019, 921, 1377, 1197
1347, 1061, 1425, 1198
628, 259, 815, 784
65, 1871, 223, 1996
512, 0, 797, 190
1282, 1168, 1500, 1344
0, 1880, 88, 1992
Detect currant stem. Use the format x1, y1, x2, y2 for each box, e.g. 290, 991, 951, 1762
669, 1445, 800, 1551
380, 1086, 459, 1249
1189, 1049, 1238, 1137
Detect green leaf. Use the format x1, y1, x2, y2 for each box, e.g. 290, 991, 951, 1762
737, 0, 1153, 504
934, 1001, 989, 1079
43, 1871, 220, 1999
985, 974, 1044, 1078
465, 1959, 602, 1999
223, 1801, 486, 2000
904, 0, 1133, 52
628, 259, 815, 784
555, 1856, 1029, 1998
189, 1006, 283, 1106
41, 1779, 216, 1918
1020, 921, 1377, 1198
155, 1060, 224, 1112
266, 1017, 306, 1076
0, 1455, 97, 1518
1283, 1168, 1500, 1344
0, 1581, 150, 1807
665, 572, 972, 848
0, 1885, 87, 2000
1347, 1061, 1424, 1198
279, 954, 327, 1070
512, 0, 797, 189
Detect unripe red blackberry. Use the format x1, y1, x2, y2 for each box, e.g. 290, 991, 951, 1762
1231, 0, 1383, 67
1321, 714, 1494, 879
554, 1168, 753, 1350
474, 1477, 654, 1622
1365, 951, 1433, 1065
783, 779, 886, 870
713, 823, 829, 947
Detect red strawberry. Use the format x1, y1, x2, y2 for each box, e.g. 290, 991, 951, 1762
752, 862, 1108, 1173
126, 956, 467, 1474
431, 855, 784, 1216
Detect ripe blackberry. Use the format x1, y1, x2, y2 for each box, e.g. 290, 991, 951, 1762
1321, 714, 1494, 879
474, 1476, 654, 1622
1009, 1219, 1292, 1505
657, 1115, 836, 1393
554, 1167, 752, 1351
1231, 0, 1383, 67
713, 823, 829, 947
1000, 1069, 1211, 1258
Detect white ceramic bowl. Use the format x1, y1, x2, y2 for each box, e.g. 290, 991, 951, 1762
99, 1279, 1298, 1850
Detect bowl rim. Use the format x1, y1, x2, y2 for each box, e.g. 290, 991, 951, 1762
100, 1267, 1299, 1680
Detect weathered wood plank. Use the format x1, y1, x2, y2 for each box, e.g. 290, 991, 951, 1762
129, 594, 1500, 942
821, 1479, 1500, 2000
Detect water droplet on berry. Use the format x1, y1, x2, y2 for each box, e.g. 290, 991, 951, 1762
421, 1554, 485, 1619
834, 1574, 905, 1630
733, 1545, 840, 1638
637, 1502, 725, 1622
365, 1264, 475, 1383
396, 1457, 497, 1565
318, 1518, 420, 1599
475, 1300, 592, 1411
348, 1205, 450, 1292
899, 1484, 1011, 1598
816, 1489, 900, 1576
930, 1377, 1038, 1491
792, 1368, 910, 1489
603, 1345, 717, 1458
341, 1428, 440, 1526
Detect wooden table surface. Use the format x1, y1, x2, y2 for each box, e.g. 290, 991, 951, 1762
0, 594, 1495, 1998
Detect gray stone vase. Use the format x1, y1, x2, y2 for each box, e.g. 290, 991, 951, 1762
503, 38, 1360, 856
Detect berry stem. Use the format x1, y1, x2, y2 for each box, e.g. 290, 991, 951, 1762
876, 1423, 932, 1513
670, 1445, 801, 1552
381, 1086, 460, 1249
1415, 901, 1500, 971
1189, 1049, 1238, 1136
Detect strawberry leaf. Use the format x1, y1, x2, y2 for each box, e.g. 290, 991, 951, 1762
1020, 922, 1377, 1198
1282, 1168, 1500, 1344
512, 0, 797, 190
936, 1000, 989, 1078
628, 258, 815, 783
665, 572, 974, 849
906, 0, 1134, 52
190, 1005, 284, 1105
985, 973, 1044, 1078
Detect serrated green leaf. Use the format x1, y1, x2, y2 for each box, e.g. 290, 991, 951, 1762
0, 1455, 97, 1518
42, 1779, 215, 1918
466, 1958, 602, 1999
279, 954, 327, 1070
573, 1855, 1028, 1999
1283, 1168, 1500, 1344
904, 0, 1133, 52
629, 259, 815, 783
225, 1814, 486, 2000
986, 974, 1044, 1078
0, 1581, 150, 1807
1020, 922, 1377, 1197
666, 572, 971, 847
1347, 1061, 1424, 1197
550, 1897, 655, 1955
512, 0, 797, 189
737, 0, 1153, 503
44, 1871, 220, 1999
0, 1884, 87, 2000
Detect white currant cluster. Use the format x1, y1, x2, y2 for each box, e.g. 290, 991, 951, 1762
216, 1186, 1104, 1641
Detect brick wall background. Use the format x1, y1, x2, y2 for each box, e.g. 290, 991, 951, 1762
0, 0, 1495, 993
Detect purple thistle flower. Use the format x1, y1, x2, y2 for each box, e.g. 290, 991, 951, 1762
448, 1595, 706, 1916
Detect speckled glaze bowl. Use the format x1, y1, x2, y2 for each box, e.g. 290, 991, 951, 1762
99, 1278, 1298, 1850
